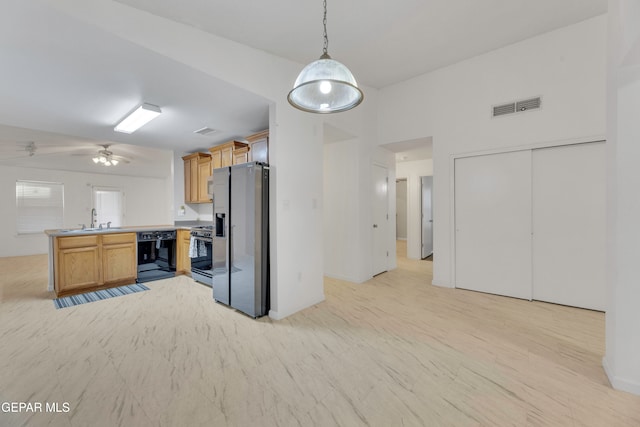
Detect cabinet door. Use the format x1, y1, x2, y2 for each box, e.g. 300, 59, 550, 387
103, 242, 137, 285
57, 246, 101, 294
176, 230, 192, 274
233, 149, 249, 165
189, 158, 198, 202
221, 146, 233, 167
184, 158, 193, 203
197, 159, 212, 202
211, 150, 222, 170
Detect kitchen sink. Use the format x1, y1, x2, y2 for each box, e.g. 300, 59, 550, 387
59, 227, 121, 233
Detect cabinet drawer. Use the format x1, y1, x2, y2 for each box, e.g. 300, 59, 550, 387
102, 232, 136, 245
57, 235, 99, 249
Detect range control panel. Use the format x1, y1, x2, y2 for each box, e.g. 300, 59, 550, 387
137, 230, 177, 241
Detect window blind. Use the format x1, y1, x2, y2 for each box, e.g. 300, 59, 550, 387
16, 180, 64, 234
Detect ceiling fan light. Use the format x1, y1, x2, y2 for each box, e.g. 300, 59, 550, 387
114, 103, 162, 134
111, 159, 119, 166
92, 157, 100, 163
99, 156, 106, 163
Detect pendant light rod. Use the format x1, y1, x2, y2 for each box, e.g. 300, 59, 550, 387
322, 0, 329, 57
287, 0, 363, 113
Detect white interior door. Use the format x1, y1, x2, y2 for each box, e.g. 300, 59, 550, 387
455, 151, 532, 300
421, 176, 433, 258
372, 164, 389, 276
93, 187, 124, 227
532, 142, 606, 311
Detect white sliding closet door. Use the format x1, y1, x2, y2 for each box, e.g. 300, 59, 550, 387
455, 151, 532, 300
532, 142, 606, 311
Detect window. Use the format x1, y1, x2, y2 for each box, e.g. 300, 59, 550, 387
16, 180, 64, 234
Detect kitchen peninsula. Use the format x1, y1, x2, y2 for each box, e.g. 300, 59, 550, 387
45, 225, 190, 297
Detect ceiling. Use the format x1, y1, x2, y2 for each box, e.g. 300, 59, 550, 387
0, 0, 606, 173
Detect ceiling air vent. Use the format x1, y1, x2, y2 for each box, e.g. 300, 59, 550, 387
516, 97, 541, 112
194, 127, 218, 136
492, 96, 542, 118
493, 102, 516, 117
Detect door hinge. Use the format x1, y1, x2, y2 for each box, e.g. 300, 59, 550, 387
386, 251, 389, 257
386, 214, 388, 220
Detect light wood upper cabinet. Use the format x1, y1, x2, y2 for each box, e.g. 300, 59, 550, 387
176, 229, 191, 274
182, 152, 212, 203
55, 232, 137, 297
245, 130, 269, 164
233, 146, 250, 165
209, 141, 249, 169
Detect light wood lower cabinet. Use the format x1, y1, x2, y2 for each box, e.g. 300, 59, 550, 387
55, 232, 137, 297
56, 235, 101, 294
102, 233, 137, 286
176, 229, 191, 274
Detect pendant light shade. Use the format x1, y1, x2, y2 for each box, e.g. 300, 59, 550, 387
288, 1, 363, 114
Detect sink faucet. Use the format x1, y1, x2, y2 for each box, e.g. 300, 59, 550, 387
90, 208, 96, 228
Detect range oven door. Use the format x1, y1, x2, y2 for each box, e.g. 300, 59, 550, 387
190, 235, 213, 286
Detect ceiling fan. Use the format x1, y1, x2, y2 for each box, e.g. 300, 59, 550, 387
0, 141, 86, 161
90, 144, 130, 166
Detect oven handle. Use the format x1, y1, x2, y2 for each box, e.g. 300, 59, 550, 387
191, 235, 213, 243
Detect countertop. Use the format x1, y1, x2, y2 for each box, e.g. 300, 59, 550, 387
44, 224, 194, 237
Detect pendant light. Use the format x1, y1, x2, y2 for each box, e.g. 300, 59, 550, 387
287, 0, 363, 113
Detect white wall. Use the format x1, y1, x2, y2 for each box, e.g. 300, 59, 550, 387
0, 165, 172, 257
378, 15, 607, 287
396, 159, 434, 259
322, 87, 396, 284
604, 0, 640, 396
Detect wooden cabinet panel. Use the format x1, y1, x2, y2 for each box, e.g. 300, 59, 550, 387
209, 141, 249, 169
221, 146, 233, 167
197, 158, 212, 202
57, 235, 99, 249
182, 153, 211, 204
55, 232, 137, 296
56, 245, 101, 294
211, 150, 222, 170
102, 233, 135, 245
103, 243, 136, 285
233, 147, 249, 165
176, 229, 191, 274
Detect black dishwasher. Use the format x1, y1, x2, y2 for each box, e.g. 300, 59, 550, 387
136, 230, 177, 283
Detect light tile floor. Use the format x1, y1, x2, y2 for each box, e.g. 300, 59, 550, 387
1, 244, 639, 426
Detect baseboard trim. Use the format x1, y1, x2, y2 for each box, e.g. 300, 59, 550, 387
431, 279, 454, 289
603, 356, 640, 396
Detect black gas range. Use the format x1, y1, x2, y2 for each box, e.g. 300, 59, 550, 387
190, 225, 213, 286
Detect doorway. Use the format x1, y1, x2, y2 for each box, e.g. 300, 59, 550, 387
92, 186, 124, 227
372, 164, 389, 276
420, 176, 433, 258
396, 179, 407, 241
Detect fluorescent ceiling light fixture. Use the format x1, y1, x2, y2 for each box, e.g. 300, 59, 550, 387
114, 103, 162, 134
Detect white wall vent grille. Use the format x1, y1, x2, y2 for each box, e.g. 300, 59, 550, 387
492, 96, 542, 117
493, 103, 516, 117
516, 97, 541, 112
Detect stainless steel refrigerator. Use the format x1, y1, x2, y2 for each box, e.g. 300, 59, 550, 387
212, 162, 269, 318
